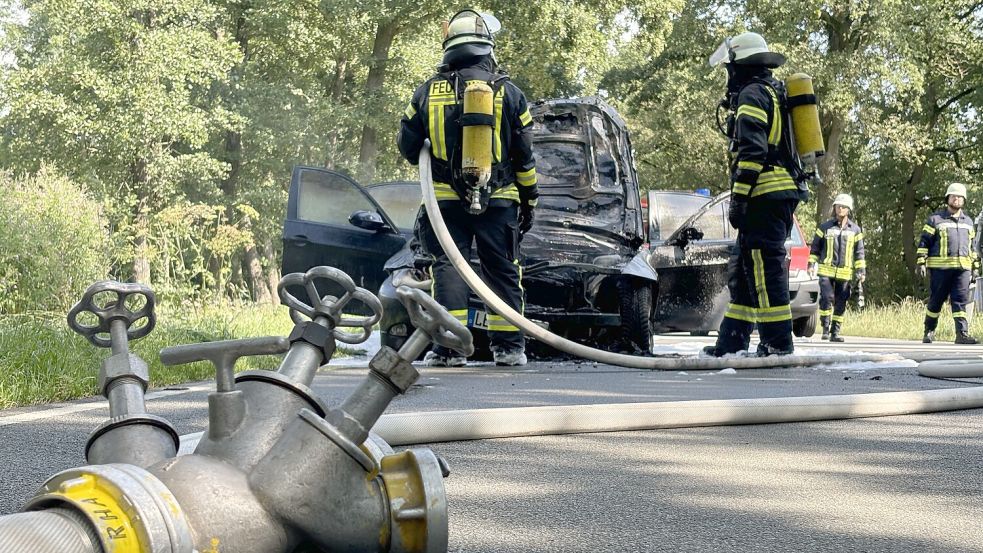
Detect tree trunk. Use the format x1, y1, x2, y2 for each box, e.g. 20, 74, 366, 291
131, 158, 152, 284
357, 19, 400, 183
902, 163, 927, 274
326, 56, 348, 169
263, 238, 281, 305
816, 115, 846, 223
245, 242, 272, 303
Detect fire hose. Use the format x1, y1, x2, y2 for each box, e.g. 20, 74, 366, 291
418, 141, 895, 371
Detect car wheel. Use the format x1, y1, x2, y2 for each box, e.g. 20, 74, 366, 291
793, 312, 818, 338
619, 278, 653, 352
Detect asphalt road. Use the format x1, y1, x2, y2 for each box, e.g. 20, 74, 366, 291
2, 335, 982, 552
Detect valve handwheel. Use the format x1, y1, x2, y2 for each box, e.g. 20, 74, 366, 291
67, 281, 156, 348
277, 266, 383, 345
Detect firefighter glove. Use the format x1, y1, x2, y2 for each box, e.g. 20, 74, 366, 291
518, 203, 535, 237
808, 263, 817, 279
916, 264, 927, 279
728, 198, 747, 230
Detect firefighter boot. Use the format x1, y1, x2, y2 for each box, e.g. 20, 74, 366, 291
923, 330, 935, 344
821, 317, 830, 341
829, 321, 844, 343
955, 331, 979, 345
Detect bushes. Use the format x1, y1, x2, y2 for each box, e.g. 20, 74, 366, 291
0, 168, 110, 314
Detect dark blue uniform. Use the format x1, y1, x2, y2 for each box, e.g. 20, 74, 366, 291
398, 56, 537, 356
809, 218, 865, 336
710, 74, 802, 356
917, 209, 979, 336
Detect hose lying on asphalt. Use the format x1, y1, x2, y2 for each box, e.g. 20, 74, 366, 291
918, 358, 983, 379
418, 142, 894, 371
177, 380, 983, 450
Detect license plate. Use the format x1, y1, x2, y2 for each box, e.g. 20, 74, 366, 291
468, 308, 488, 330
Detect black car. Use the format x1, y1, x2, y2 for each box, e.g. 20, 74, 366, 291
283, 97, 661, 354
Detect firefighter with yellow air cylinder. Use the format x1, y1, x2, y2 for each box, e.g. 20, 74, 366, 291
397, 9, 538, 367
703, 31, 822, 357
808, 193, 866, 342
916, 182, 980, 344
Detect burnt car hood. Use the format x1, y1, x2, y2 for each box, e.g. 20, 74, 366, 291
520, 96, 645, 273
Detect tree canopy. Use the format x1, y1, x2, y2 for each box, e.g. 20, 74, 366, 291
1, 0, 981, 303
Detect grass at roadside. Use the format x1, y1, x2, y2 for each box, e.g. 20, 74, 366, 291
0, 301, 351, 409
839, 297, 983, 341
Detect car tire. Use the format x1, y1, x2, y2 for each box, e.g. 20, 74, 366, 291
619, 278, 653, 352
793, 312, 818, 338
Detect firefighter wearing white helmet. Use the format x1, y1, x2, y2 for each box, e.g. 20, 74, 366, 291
808, 193, 866, 342
398, 9, 538, 367
703, 31, 803, 358
916, 182, 980, 344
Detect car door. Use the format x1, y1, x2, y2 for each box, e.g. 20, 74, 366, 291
648, 193, 733, 332
647, 191, 711, 242
281, 167, 408, 295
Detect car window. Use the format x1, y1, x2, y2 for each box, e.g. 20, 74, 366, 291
691, 203, 728, 240
296, 169, 378, 226
786, 219, 805, 247
366, 183, 420, 230
650, 193, 710, 241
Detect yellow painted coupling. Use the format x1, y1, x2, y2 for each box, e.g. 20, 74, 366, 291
462, 82, 494, 188
25, 464, 195, 553
785, 73, 825, 163
379, 448, 448, 553
36, 473, 144, 552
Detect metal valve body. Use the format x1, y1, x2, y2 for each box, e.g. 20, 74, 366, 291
2, 267, 474, 553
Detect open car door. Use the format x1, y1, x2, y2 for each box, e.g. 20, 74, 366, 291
281, 167, 408, 295
648, 192, 733, 333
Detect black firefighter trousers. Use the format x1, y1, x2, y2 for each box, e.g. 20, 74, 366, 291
713, 198, 797, 355
819, 276, 852, 330
421, 200, 524, 356
924, 268, 972, 335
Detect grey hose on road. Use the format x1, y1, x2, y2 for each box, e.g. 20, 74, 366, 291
918, 358, 983, 378
178, 381, 983, 450
372, 385, 983, 445
418, 142, 894, 371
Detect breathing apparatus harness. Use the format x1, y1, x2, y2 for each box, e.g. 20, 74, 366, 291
717, 74, 814, 200
434, 67, 513, 215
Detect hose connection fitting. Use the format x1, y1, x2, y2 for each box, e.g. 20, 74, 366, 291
4, 266, 474, 553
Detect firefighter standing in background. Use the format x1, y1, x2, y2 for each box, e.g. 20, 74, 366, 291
916, 183, 980, 344
397, 9, 538, 367
703, 32, 807, 357
808, 193, 866, 342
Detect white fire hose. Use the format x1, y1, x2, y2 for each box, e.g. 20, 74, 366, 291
418, 142, 894, 371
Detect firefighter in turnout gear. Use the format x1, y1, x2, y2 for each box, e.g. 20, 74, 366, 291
808, 193, 865, 342
917, 183, 980, 344
703, 32, 805, 357
398, 9, 538, 367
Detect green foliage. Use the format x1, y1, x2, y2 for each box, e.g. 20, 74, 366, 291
0, 300, 295, 408
0, 0, 981, 305
0, 167, 110, 313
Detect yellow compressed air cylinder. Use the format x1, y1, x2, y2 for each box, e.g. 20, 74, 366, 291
786, 73, 825, 162
461, 82, 494, 189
